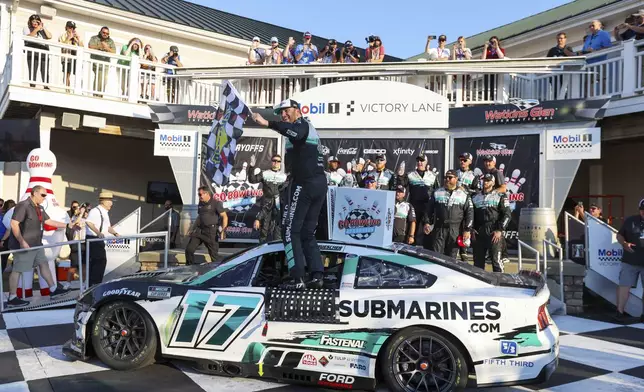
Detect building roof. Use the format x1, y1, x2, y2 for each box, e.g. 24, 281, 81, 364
407, 0, 622, 61
85, 0, 402, 62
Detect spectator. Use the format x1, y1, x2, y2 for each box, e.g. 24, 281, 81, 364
67, 200, 79, 218
85, 192, 120, 287
88, 26, 116, 96
615, 11, 644, 41
364, 176, 377, 190
425, 35, 450, 61
340, 40, 360, 63
482, 36, 505, 59
282, 36, 296, 64
452, 36, 472, 60
366, 36, 385, 63
295, 32, 318, 64
248, 36, 266, 65
0, 199, 3, 210
161, 45, 183, 103
0, 200, 16, 272
58, 21, 83, 91
614, 199, 644, 323
547, 32, 575, 57
118, 38, 143, 96
140, 44, 158, 100
6, 186, 70, 308
265, 37, 283, 65
162, 200, 180, 248
23, 14, 52, 88
578, 20, 612, 59
67, 203, 88, 283
589, 203, 605, 221
320, 39, 340, 64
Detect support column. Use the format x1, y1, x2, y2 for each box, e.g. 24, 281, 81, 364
39, 112, 56, 150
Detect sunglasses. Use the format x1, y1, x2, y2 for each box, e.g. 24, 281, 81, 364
376, 158, 385, 162
445, 176, 455, 180
272, 159, 281, 163
40, 193, 47, 197
365, 180, 375, 184
590, 207, 598, 210
459, 158, 468, 162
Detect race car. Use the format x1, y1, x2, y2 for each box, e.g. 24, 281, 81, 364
63, 241, 559, 391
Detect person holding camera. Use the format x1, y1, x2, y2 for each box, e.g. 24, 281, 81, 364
140, 44, 158, 99
451, 36, 472, 60
23, 14, 52, 87
320, 39, 340, 64
340, 41, 360, 63
162, 45, 183, 102
282, 37, 296, 64
58, 21, 83, 90
88, 27, 116, 95
295, 32, 318, 64
366, 36, 385, 63
248, 36, 266, 65
67, 203, 88, 284
425, 35, 450, 61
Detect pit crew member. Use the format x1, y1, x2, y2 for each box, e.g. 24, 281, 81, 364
481, 154, 509, 264
252, 100, 327, 289
325, 156, 354, 187
393, 185, 416, 244
472, 174, 511, 272
364, 154, 395, 190
423, 170, 473, 257
456, 152, 479, 261
248, 153, 287, 243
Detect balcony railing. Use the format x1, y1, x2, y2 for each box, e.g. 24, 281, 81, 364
3, 33, 644, 114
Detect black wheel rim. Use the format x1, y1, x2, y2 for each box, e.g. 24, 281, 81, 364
391, 335, 457, 392
98, 306, 147, 360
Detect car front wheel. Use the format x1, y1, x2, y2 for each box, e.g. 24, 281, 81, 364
91, 301, 158, 370
381, 327, 468, 392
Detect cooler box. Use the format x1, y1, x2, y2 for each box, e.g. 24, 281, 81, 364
57, 260, 71, 281
327, 187, 395, 247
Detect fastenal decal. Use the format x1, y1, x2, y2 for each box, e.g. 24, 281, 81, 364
338, 300, 501, 320
320, 335, 366, 349
103, 288, 141, 298
148, 286, 172, 299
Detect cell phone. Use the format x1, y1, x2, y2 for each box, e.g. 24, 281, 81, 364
429, 35, 437, 40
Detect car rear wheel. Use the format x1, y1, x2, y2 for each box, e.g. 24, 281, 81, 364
91, 301, 158, 370
380, 327, 468, 392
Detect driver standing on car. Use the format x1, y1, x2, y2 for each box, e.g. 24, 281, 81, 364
248, 153, 287, 243
472, 174, 511, 272
252, 100, 327, 290
423, 170, 473, 257
185, 187, 228, 265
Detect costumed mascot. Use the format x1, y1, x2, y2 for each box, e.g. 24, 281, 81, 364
8, 149, 70, 298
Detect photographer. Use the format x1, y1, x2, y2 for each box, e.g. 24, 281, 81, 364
140, 44, 158, 99
451, 36, 472, 60
366, 36, 385, 63
67, 203, 88, 284
282, 36, 296, 64
87, 27, 116, 95
248, 36, 266, 65
161, 45, 183, 102
425, 35, 450, 61
340, 40, 360, 63
265, 37, 283, 65
23, 14, 52, 87
482, 36, 505, 101
294, 32, 318, 64
320, 39, 340, 64
58, 21, 83, 90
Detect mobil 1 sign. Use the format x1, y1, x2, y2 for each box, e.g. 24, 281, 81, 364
154, 129, 197, 158
292, 80, 449, 129
546, 127, 601, 160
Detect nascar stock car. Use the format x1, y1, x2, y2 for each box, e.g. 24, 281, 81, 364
63, 241, 559, 391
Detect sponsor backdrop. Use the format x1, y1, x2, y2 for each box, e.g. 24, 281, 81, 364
453, 134, 540, 249
586, 215, 643, 298
321, 138, 446, 175
546, 127, 601, 160
200, 135, 278, 241
329, 187, 395, 247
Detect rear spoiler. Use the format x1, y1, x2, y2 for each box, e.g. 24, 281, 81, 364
496, 270, 546, 296
519, 270, 547, 297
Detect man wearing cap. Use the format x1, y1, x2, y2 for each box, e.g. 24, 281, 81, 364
423, 170, 473, 258
364, 176, 377, 190
341, 41, 360, 63
364, 154, 395, 190
85, 192, 120, 287
472, 174, 511, 272
481, 155, 509, 264
252, 99, 327, 289
614, 200, 644, 323
266, 37, 283, 64
248, 36, 266, 65
320, 39, 340, 63
248, 154, 287, 243
397, 154, 439, 246
393, 186, 416, 244
456, 152, 479, 261
589, 203, 605, 222
186, 187, 228, 265
295, 32, 318, 64
325, 156, 353, 187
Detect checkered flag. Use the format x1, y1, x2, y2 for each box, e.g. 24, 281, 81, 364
205, 81, 251, 186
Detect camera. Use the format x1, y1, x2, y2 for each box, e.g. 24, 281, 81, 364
365, 35, 375, 44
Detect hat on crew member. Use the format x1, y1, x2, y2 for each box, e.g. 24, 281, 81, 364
328, 156, 339, 163
483, 173, 496, 184
273, 99, 300, 115
395, 185, 406, 193
482, 154, 496, 163
364, 175, 376, 183
416, 154, 427, 162
460, 152, 473, 161
270, 36, 279, 44
445, 169, 458, 178
639, 199, 644, 210
356, 157, 366, 165
375, 154, 386, 161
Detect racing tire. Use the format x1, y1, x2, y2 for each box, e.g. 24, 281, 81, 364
380, 327, 468, 392
91, 301, 158, 371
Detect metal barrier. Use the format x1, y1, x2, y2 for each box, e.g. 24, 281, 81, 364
543, 239, 565, 310
140, 209, 172, 233
517, 240, 541, 272
84, 231, 169, 286
0, 240, 84, 312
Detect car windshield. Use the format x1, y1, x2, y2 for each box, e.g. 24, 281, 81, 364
185, 246, 258, 285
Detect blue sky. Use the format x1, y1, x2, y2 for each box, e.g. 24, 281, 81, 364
190, 0, 572, 59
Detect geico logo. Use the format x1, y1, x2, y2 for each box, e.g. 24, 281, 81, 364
236, 144, 264, 152
363, 149, 386, 155
469, 323, 500, 333
320, 374, 355, 384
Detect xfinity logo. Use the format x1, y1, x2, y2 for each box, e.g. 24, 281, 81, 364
363, 149, 386, 155
393, 148, 415, 155
337, 147, 358, 155
236, 144, 264, 152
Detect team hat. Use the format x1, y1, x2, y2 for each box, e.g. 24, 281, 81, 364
375, 154, 386, 161
364, 175, 376, 183
483, 173, 496, 184
273, 99, 300, 115
395, 185, 406, 193
482, 155, 496, 163
271, 36, 278, 43
460, 152, 473, 160
416, 154, 427, 162
445, 169, 458, 178
328, 156, 339, 162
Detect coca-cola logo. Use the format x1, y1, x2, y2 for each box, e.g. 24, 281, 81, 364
337, 147, 358, 155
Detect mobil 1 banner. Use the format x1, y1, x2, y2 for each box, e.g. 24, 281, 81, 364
453, 135, 540, 250
320, 138, 446, 175
200, 135, 277, 241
